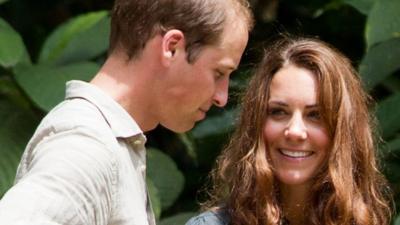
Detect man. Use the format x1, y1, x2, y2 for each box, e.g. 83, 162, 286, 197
0, 0, 253, 224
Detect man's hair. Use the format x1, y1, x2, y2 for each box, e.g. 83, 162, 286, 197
109, 0, 253, 63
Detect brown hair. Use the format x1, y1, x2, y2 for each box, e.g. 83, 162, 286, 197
205, 36, 393, 225
109, 0, 253, 63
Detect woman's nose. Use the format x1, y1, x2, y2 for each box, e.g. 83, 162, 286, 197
284, 113, 307, 141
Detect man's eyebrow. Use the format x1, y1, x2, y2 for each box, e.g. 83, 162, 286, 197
218, 62, 237, 71
226, 65, 237, 71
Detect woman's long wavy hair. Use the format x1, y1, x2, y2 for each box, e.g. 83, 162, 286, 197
203, 36, 393, 225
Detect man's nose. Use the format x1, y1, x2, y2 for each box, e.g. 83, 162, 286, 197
284, 113, 307, 141
212, 78, 229, 107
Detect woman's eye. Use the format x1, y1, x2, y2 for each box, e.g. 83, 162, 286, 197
308, 110, 321, 121
268, 108, 287, 117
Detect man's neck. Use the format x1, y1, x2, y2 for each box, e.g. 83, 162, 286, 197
90, 52, 160, 132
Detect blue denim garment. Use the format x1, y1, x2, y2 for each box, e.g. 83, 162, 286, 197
185, 210, 229, 225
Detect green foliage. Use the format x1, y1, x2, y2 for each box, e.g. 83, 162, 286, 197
0, 76, 30, 109
14, 62, 98, 111
360, 38, 400, 90
147, 178, 162, 219
382, 76, 400, 93
0, 17, 25, 68
343, 0, 376, 15
191, 109, 238, 140
385, 138, 400, 156
366, 0, 400, 48
38, 11, 110, 66
177, 133, 197, 163
389, 138, 400, 151
147, 148, 185, 211
0, 99, 38, 196
376, 93, 400, 139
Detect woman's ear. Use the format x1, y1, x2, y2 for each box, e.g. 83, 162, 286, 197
161, 29, 185, 66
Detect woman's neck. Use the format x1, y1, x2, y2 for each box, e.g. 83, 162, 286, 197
280, 183, 310, 225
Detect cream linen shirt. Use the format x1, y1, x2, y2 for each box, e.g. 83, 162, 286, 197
0, 80, 156, 225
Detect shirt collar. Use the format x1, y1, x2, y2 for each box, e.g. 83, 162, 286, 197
65, 80, 143, 138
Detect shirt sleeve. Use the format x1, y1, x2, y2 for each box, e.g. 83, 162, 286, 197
0, 129, 117, 225
185, 211, 229, 225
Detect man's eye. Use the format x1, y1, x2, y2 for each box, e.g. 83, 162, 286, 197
215, 70, 224, 79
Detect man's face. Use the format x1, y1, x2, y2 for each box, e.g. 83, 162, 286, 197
158, 21, 249, 133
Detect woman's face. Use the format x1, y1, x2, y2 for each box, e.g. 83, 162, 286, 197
263, 65, 331, 188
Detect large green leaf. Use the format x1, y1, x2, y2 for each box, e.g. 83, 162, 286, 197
229, 69, 251, 91
376, 93, 400, 139
14, 62, 99, 112
147, 148, 184, 211
191, 109, 238, 140
189, 109, 239, 166
159, 212, 197, 225
0, 76, 31, 110
177, 133, 197, 163
395, 214, 400, 225
147, 178, 162, 220
382, 75, 400, 93
0, 100, 38, 197
359, 38, 400, 90
0, 17, 25, 68
383, 160, 400, 183
365, 0, 400, 48
343, 0, 376, 15
379, 137, 400, 157
38, 11, 110, 65
387, 138, 400, 155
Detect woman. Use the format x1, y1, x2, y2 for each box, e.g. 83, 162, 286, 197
186, 37, 392, 225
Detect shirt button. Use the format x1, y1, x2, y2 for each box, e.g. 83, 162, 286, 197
133, 140, 142, 146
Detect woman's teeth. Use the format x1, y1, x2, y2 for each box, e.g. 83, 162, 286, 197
279, 149, 313, 158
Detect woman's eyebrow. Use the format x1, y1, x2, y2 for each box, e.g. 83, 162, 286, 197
267, 100, 288, 106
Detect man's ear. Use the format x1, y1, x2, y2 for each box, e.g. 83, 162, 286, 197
161, 29, 185, 66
